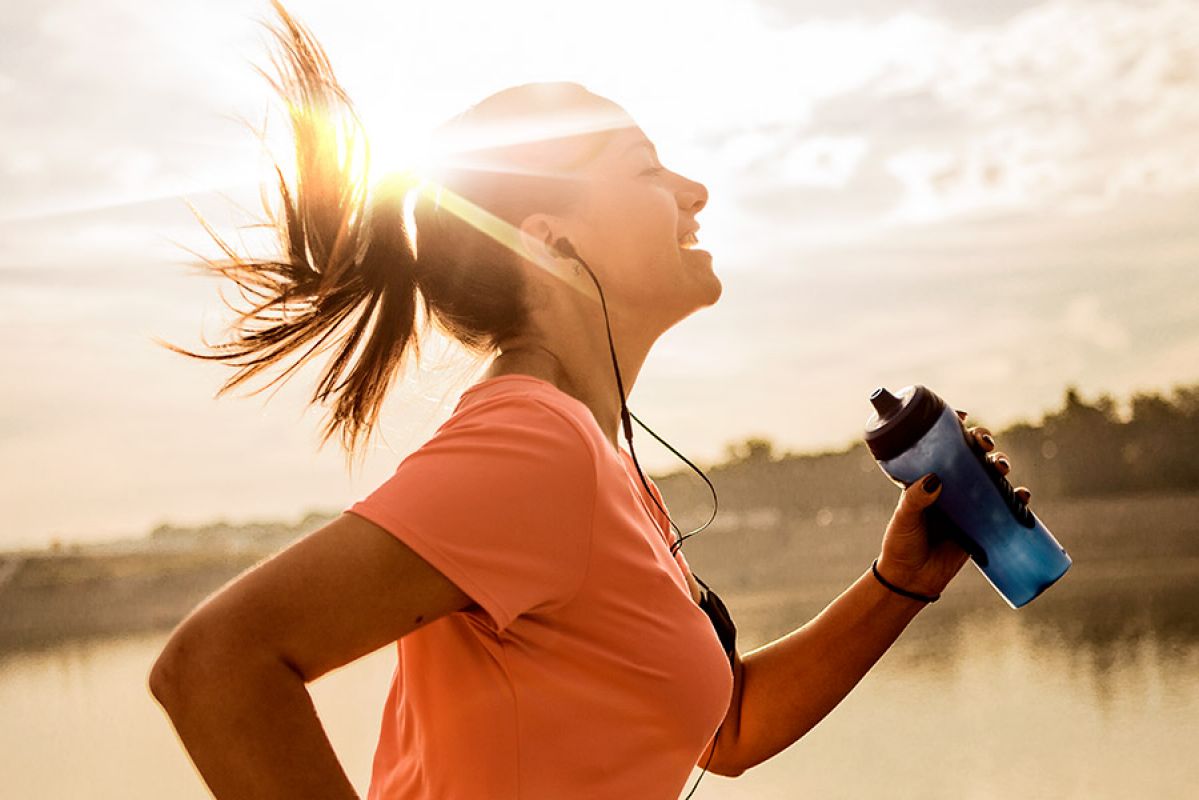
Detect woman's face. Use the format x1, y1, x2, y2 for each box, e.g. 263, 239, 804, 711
574, 120, 719, 328
514, 98, 719, 334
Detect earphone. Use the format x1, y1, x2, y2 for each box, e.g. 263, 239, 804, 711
550, 236, 720, 551
551, 236, 733, 799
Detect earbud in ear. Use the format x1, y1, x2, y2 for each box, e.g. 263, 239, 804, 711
552, 237, 579, 260
551, 237, 587, 279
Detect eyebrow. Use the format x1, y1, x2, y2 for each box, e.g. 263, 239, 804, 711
622, 139, 659, 160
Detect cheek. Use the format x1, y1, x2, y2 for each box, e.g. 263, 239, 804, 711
586, 183, 679, 283
618, 192, 677, 254
601, 178, 675, 228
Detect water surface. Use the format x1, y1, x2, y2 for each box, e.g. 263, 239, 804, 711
1, 568, 1195, 799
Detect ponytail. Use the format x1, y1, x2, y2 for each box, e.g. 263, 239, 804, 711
159, 2, 620, 470
156, 2, 433, 470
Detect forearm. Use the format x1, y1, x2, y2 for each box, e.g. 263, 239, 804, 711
731, 560, 928, 771
150, 649, 359, 799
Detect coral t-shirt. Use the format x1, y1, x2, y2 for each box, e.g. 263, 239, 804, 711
346, 374, 734, 799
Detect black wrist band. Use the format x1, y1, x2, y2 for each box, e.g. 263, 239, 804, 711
871, 558, 940, 603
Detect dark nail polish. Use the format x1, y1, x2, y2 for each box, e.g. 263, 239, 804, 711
923, 474, 941, 493
983, 434, 994, 446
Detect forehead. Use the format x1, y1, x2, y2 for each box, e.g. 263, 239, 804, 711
428, 95, 652, 179
615, 133, 658, 159
511, 121, 654, 176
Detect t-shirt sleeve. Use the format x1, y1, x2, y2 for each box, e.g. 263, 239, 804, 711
345, 394, 598, 634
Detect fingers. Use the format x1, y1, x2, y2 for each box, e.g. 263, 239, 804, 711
968, 426, 994, 451
910, 464, 1032, 511
983, 445, 1031, 505
902, 472, 943, 511
968, 427, 1011, 476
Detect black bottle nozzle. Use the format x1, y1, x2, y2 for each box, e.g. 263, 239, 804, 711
865, 384, 946, 461
870, 387, 903, 418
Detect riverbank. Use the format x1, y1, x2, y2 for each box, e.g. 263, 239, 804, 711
2, 490, 1195, 655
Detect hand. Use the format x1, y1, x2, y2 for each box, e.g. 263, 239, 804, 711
876, 409, 1033, 598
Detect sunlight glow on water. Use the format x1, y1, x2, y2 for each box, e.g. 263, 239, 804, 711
0, 603, 1196, 799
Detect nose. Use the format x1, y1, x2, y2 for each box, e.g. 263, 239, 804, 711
678, 174, 708, 215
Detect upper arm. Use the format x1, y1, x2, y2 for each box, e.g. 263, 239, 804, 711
341, 395, 596, 634
152, 510, 476, 688
152, 394, 596, 691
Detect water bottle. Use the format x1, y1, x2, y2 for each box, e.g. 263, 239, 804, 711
864, 384, 1071, 608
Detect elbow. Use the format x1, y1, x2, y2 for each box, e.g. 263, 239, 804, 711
147, 621, 231, 708
714, 745, 748, 778
713, 744, 755, 778
148, 620, 298, 712
147, 651, 174, 704
706, 731, 748, 778
148, 630, 194, 708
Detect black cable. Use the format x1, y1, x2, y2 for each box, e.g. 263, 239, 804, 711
552, 238, 718, 552
553, 238, 730, 798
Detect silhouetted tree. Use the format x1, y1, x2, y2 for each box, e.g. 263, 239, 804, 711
723, 436, 776, 464
654, 378, 1199, 528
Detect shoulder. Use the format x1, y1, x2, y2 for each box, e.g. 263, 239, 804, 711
354, 387, 601, 545
451, 390, 595, 453
348, 388, 600, 634
426, 391, 601, 503
449, 385, 602, 462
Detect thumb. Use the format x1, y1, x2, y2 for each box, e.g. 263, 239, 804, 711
901, 473, 942, 514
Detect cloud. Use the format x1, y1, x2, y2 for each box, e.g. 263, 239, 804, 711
0, 1, 264, 220
724, 0, 1199, 231
780, 136, 871, 188
886, 0, 1199, 215
752, 0, 1047, 28
880, 123, 1078, 223
1060, 294, 1131, 353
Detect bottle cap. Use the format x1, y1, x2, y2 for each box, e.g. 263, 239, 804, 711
865, 385, 947, 461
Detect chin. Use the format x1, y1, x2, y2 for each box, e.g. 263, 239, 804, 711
676, 277, 722, 323
695, 263, 722, 307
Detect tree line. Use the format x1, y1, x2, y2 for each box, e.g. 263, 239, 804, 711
655, 378, 1199, 517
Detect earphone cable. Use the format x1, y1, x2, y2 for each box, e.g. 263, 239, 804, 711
554, 239, 719, 553
555, 239, 724, 799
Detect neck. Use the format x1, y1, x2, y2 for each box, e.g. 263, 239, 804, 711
484, 329, 652, 453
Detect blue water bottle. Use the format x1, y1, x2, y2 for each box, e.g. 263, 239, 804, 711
864, 384, 1071, 608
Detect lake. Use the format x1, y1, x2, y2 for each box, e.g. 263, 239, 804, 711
1, 558, 1196, 799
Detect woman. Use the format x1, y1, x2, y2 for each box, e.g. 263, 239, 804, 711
148, 4, 1031, 798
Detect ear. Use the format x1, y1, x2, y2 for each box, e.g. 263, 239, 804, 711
517, 213, 589, 294
517, 213, 564, 268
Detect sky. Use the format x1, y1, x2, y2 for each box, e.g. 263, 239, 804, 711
2, 0, 1196, 549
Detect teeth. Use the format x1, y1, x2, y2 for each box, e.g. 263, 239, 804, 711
679, 232, 699, 248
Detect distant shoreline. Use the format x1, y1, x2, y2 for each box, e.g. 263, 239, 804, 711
3, 490, 1196, 656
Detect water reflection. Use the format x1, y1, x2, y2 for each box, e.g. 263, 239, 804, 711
712, 576, 1199, 800
0, 570, 1195, 799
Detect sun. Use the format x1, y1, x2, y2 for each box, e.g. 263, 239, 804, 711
357, 100, 639, 300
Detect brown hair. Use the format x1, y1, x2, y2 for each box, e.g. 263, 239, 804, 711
155, 0, 623, 470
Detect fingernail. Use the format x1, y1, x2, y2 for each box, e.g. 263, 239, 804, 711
982, 434, 994, 446
922, 474, 941, 493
